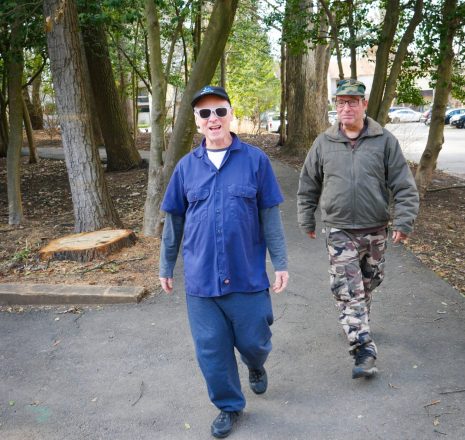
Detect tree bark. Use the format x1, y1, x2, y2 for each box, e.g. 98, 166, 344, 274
78, 32, 104, 147
279, 37, 287, 146
319, 0, 344, 81
31, 74, 44, 129
22, 95, 39, 164
143, 0, 240, 236
192, 1, 202, 62
348, 0, 357, 79
44, 0, 122, 232
6, 16, 24, 225
0, 91, 8, 157
284, 0, 331, 157
143, 0, 167, 235
415, 0, 458, 198
377, 0, 423, 126
366, 0, 400, 119
81, 16, 142, 171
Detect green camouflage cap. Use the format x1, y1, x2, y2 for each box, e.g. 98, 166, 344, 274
335, 79, 366, 96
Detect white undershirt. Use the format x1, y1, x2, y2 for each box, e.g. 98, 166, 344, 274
206, 148, 228, 169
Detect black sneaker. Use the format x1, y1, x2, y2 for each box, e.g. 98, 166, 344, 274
352, 348, 378, 379
211, 410, 241, 438
248, 367, 268, 394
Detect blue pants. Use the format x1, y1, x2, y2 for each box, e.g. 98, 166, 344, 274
186, 290, 274, 412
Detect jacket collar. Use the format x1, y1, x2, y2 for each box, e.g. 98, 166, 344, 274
193, 132, 242, 158
325, 116, 384, 142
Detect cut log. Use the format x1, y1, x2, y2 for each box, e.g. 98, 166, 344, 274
39, 229, 137, 262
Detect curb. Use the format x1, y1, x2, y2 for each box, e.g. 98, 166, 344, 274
0, 283, 147, 305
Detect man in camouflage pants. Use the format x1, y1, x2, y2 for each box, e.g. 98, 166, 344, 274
297, 79, 419, 379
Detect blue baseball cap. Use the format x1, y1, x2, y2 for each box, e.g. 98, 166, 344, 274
191, 85, 231, 108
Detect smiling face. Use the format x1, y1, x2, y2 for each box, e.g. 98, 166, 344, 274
194, 95, 233, 149
336, 95, 368, 131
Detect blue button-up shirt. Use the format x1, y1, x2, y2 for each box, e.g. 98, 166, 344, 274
161, 134, 284, 297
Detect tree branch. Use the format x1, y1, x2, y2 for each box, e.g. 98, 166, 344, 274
427, 185, 465, 192
22, 53, 47, 89
108, 32, 152, 94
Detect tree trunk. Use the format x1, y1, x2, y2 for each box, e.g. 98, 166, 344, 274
143, 0, 167, 235
78, 32, 104, 147
319, 0, 344, 81
31, 74, 44, 129
0, 91, 8, 157
6, 16, 24, 225
44, 0, 122, 232
415, 0, 458, 198
377, 0, 424, 126
284, 0, 331, 157
143, 0, 240, 236
348, 0, 357, 79
1, 70, 9, 157
193, 1, 202, 61
81, 16, 142, 171
366, 0, 400, 119
278, 37, 287, 146
22, 95, 39, 164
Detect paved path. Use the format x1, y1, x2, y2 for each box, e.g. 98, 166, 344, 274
1, 160, 465, 439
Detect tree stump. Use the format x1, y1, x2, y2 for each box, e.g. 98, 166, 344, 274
39, 229, 137, 262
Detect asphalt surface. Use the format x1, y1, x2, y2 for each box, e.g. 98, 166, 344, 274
1, 160, 465, 440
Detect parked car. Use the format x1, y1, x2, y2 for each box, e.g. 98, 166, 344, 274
451, 113, 465, 129
267, 113, 282, 132
328, 111, 338, 125
388, 106, 405, 114
389, 108, 422, 123
445, 108, 465, 124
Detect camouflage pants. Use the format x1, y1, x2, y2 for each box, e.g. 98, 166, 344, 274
326, 227, 387, 358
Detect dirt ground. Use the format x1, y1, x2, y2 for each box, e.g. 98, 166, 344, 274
0, 130, 464, 298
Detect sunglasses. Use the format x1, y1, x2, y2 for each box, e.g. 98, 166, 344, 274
195, 107, 230, 119
335, 99, 363, 108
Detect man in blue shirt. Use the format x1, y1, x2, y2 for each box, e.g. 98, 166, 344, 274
159, 85, 289, 438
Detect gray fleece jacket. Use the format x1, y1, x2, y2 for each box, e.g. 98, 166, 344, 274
297, 117, 419, 235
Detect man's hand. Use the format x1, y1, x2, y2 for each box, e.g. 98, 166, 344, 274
392, 230, 408, 244
307, 231, 316, 239
160, 277, 174, 294
272, 271, 289, 293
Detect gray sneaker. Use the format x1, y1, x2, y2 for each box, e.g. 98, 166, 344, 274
352, 348, 378, 379
248, 367, 268, 394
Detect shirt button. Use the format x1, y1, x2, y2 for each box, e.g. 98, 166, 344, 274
224, 279, 230, 285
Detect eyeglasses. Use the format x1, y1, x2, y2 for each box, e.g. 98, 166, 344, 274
195, 107, 230, 119
335, 99, 363, 108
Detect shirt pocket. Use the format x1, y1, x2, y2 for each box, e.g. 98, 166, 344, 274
186, 187, 209, 223
228, 184, 257, 218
